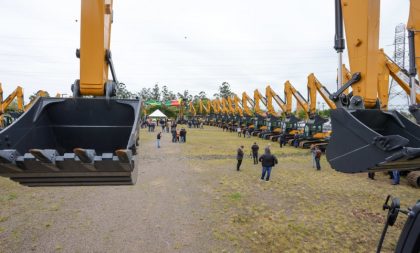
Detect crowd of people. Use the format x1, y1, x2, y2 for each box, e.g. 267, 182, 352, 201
142, 117, 205, 148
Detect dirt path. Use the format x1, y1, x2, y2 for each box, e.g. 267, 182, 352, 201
0, 129, 221, 253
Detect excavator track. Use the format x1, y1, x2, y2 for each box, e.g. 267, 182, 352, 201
0, 97, 141, 186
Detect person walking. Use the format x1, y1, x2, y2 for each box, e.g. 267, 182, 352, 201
237, 127, 241, 137
156, 132, 162, 148
258, 148, 278, 181
314, 146, 322, 170
251, 142, 259, 164
236, 145, 244, 171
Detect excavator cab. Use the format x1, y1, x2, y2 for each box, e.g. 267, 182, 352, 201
0, 0, 141, 186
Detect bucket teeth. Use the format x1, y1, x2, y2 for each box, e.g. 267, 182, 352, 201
74, 148, 96, 163
29, 149, 59, 164
115, 149, 132, 163
0, 149, 19, 163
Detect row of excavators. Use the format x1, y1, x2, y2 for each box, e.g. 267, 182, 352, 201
0, 0, 418, 251
194, 0, 420, 251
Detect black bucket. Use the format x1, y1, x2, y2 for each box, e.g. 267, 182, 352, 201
326, 108, 420, 173
0, 97, 141, 186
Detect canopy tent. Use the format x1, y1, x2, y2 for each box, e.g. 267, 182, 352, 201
148, 109, 167, 118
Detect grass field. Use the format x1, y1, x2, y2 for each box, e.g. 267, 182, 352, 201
145, 125, 419, 252
0, 125, 418, 252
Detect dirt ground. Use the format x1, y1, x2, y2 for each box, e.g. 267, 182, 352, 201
0, 126, 419, 252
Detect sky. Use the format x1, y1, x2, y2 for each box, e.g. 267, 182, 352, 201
0, 0, 412, 108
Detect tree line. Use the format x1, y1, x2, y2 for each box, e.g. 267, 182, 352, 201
116, 81, 235, 102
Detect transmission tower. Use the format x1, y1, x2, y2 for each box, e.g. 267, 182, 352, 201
388, 23, 410, 107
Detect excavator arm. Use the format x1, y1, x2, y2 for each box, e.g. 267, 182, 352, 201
242, 92, 254, 117
221, 97, 230, 115
0, 86, 24, 113
189, 101, 196, 116
233, 95, 244, 117
377, 49, 420, 110
24, 90, 49, 111
284, 81, 309, 118
253, 89, 268, 117
227, 96, 236, 115
265, 85, 287, 117
307, 73, 336, 116
76, 0, 116, 97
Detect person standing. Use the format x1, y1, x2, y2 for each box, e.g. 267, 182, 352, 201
236, 145, 244, 171
310, 144, 316, 168
314, 146, 322, 170
293, 133, 299, 148
279, 134, 286, 148
259, 148, 278, 181
251, 142, 259, 165
157, 132, 162, 148
171, 128, 177, 143
237, 127, 241, 137
392, 170, 400, 185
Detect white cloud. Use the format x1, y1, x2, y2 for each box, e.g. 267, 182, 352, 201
0, 0, 411, 107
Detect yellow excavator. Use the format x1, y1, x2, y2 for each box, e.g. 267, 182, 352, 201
265, 85, 301, 142
0, 85, 24, 128
256, 85, 284, 140
232, 94, 244, 126
0, 0, 141, 186
241, 92, 255, 128
295, 73, 338, 149
188, 101, 196, 117
210, 98, 222, 126
328, 1, 419, 251
252, 89, 270, 136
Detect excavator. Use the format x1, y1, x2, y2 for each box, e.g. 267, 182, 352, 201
252, 89, 270, 136
284, 81, 308, 145
233, 94, 244, 127
328, 0, 419, 251
265, 85, 301, 142
254, 85, 283, 140
242, 92, 256, 129
219, 97, 231, 129
227, 96, 240, 129
297, 73, 338, 150
0, 0, 141, 186
188, 101, 196, 116
0, 85, 24, 129
210, 98, 222, 126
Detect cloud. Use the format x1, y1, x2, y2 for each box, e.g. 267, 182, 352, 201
0, 0, 411, 108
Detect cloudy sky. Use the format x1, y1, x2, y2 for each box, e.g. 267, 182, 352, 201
0, 0, 411, 108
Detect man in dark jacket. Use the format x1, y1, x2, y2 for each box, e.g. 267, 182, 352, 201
251, 142, 259, 164
258, 149, 278, 181
279, 134, 286, 148
236, 145, 244, 171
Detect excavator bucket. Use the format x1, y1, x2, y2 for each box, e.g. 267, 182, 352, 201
0, 97, 141, 186
326, 108, 420, 173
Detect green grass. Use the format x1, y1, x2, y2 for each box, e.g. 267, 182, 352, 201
166, 125, 419, 253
